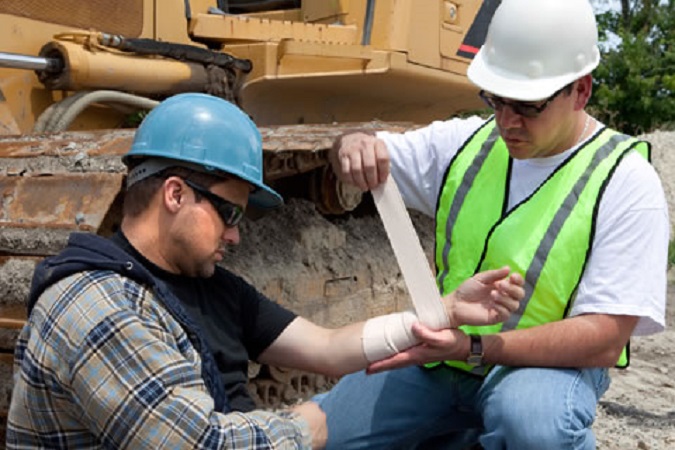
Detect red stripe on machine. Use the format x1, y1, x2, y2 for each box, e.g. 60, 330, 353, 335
458, 44, 479, 54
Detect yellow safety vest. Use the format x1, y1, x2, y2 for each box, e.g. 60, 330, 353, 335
429, 118, 650, 375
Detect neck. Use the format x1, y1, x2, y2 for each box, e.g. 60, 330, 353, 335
575, 112, 593, 146
121, 216, 177, 274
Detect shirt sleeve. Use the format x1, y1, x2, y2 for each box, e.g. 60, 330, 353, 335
235, 275, 297, 360
62, 274, 312, 449
571, 152, 669, 336
377, 116, 485, 217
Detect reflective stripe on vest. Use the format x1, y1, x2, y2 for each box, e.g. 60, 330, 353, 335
429, 118, 650, 375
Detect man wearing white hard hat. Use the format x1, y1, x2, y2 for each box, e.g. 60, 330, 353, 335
315, 0, 669, 448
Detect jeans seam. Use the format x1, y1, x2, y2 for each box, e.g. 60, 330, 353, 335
564, 368, 606, 449
563, 370, 583, 448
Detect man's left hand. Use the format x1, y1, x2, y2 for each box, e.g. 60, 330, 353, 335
445, 266, 525, 328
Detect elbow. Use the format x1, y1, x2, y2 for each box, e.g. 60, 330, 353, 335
597, 343, 628, 367
320, 364, 350, 379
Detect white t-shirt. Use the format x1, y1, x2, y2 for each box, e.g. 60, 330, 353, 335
378, 117, 669, 336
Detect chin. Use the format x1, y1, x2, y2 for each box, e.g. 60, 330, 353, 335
505, 142, 534, 160
202, 262, 219, 278
196, 266, 215, 278
506, 148, 527, 159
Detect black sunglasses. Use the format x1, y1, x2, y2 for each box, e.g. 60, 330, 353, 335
183, 179, 245, 228
479, 84, 570, 119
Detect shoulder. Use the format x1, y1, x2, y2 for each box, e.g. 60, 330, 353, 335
213, 266, 258, 294
210, 266, 277, 309
606, 150, 666, 211
32, 270, 162, 347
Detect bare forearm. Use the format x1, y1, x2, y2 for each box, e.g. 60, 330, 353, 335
260, 318, 369, 378
483, 314, 638, 368
323, 322, 369, 375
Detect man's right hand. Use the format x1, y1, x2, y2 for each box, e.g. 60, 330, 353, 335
329, 132, 391, 191
291, 401, 327, 449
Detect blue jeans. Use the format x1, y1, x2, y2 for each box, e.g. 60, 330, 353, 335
314, 365, 610, 450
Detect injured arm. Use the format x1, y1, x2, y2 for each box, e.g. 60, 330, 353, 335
259, 266, 524, 377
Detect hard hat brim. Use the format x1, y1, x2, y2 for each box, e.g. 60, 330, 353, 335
249, 183, 284, 209
124, 153, 283, 209
467, 47, 598, 102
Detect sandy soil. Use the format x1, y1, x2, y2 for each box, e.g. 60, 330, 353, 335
592, 132, 675, 449
594, 276, 675, 449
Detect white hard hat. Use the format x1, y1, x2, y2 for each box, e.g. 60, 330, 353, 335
467, 0, 600, 101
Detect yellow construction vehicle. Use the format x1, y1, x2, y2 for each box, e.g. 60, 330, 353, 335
0, 0, 497, 426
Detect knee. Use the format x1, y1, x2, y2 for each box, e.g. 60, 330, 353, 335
482, 397, 596, 449
480, 369, 600, 450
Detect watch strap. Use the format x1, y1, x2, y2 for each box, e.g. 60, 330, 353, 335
467, 334, 483, 366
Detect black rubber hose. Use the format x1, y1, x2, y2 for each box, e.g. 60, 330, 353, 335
117, 38, 252, 73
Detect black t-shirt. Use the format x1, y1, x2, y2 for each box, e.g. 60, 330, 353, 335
111, 232, 297, 412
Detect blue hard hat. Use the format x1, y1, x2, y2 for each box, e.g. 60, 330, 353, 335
124, 93, 282, 208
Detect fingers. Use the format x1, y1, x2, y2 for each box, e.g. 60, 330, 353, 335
330, 132, 390, 190
494, 277, 525, 302
507, 271, 524, 286
374, 139, 391, 185
472, 266, 511, 285
491, 275, 525, 319
488, 294, 517, 323
410, 322, 441, 342
367, 352, 417, 374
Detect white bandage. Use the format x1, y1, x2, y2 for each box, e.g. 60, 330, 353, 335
362, 311, 420, 362
372, 177, 450, 330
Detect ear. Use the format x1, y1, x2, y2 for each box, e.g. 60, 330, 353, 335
163, 177, 184, 215
574, 74, 593, 110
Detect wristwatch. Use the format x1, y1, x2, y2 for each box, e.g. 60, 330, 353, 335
466, 334, 484, 366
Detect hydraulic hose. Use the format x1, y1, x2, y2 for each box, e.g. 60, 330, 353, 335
34, 91, 159, 133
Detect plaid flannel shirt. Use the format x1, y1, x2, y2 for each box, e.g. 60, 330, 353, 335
7, 270, 312, 449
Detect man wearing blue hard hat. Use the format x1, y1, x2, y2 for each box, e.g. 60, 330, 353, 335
7, 93, 525, 449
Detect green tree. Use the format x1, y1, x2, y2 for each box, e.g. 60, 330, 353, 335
590, 0, 675, 134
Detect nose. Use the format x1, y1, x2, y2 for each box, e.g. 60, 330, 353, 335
222, 226, 240, 245
496, 104, 524, 130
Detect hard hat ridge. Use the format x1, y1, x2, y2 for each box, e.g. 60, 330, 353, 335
124, 93, 282, 209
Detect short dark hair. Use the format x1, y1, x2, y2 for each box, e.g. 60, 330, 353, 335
122, 164, 226, 217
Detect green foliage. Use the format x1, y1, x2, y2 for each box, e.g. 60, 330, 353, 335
669, 239, 675, 268
123, 110, 150, 128
589, 0, 675, 134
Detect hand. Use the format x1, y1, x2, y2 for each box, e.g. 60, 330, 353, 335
446, 266, 524, 327
291, 401, 327, 449
328, 132, 390, 190
366, 323, 467, 374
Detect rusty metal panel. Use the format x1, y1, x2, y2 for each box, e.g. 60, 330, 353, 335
0, 305, 26, 331
88, 133, 134, 156
259, 122, 413, 152
259, 122, 414, 180
0, 130, 133, 158
0, 173, 123, 229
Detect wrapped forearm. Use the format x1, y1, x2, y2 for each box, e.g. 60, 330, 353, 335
362, 311, 420, 362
